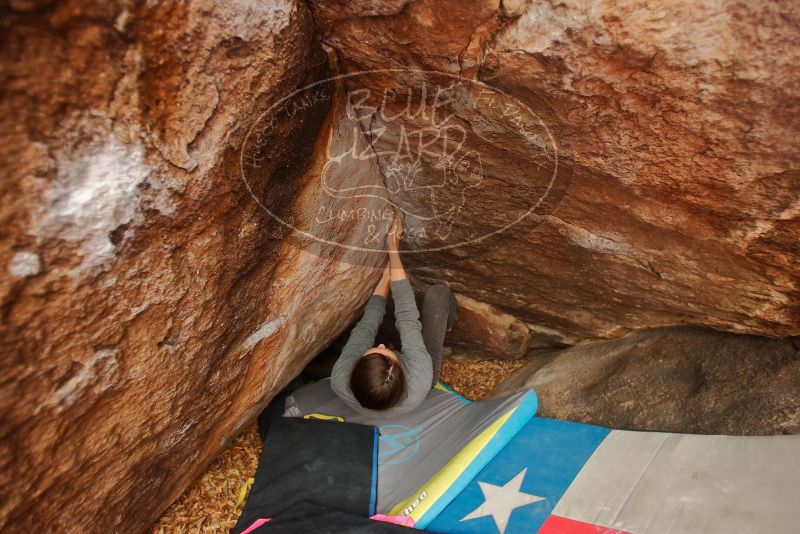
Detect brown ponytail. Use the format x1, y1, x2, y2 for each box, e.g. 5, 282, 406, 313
349, 354, 407, 410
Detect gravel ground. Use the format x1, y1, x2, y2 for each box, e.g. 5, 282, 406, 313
152, 426, 262, 533
153, 357, 528, 532
439, 358, 532, 401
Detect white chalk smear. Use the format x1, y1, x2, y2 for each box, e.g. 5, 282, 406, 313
51, 348, 120, 409
8, 251, 41, 278
34, 136, 150, 273
242, 315, 287, 350
223, 0, 293, 40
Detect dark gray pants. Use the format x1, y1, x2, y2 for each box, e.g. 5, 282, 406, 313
420, 284, 458, 388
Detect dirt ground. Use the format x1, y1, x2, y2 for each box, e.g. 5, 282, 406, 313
153, 357, 529, 532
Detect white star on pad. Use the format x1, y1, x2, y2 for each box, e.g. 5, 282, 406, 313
460, 468, 544, 533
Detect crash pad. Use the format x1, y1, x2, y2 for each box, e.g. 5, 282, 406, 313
231, 417, 379, 534
284, 380, 538, 529
284, 380, 800, 534
428, 417, 800, 534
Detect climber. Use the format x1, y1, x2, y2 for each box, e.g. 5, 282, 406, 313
331, 215, 458, 415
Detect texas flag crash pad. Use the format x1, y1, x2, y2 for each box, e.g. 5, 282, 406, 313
428, 417, 800, 534
285, 380, 539, 529
282, 380, 800, 534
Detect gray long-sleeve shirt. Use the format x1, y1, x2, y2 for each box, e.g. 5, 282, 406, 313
331, 278, 433, 418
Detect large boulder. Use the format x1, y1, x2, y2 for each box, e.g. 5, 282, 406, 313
309, 0, 800, 340
489, 326, 800, 435
0, 1, 386, 531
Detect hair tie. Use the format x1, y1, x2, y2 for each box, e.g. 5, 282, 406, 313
383, 363, 394, 383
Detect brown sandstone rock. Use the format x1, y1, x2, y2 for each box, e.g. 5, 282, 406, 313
445, 293, 531, 359
489, 326, 800, 435
309, 0, 800, 339
0, 2, 386, 532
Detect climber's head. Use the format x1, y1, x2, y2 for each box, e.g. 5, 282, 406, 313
349, 343, 406, 411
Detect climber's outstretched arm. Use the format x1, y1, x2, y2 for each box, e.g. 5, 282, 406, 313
331, 267, 390, 399
387, 215, 407, 282
372, 265, 391, 298
388, 216, 434, 402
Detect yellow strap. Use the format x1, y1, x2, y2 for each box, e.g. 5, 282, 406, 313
303, 413, 345, 423
236, 477, 255, 508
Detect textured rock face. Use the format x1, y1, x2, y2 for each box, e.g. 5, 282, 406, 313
489, 326, 800, 435
0, 2, 386, 531
309, 0, 800, 340
446, 294, 531, 359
